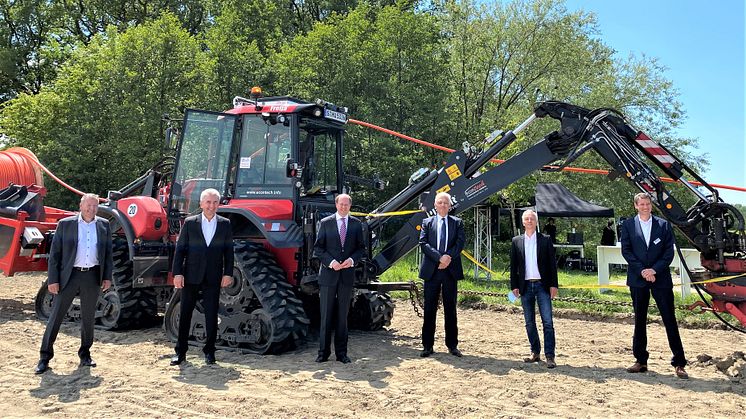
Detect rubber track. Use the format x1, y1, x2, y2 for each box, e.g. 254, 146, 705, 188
99, 239, 158, 329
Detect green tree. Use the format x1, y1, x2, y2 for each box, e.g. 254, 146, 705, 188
0, 14, 212, 208
271, 2, 451, 208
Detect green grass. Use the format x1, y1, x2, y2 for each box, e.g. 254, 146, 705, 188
379, 254, 737, 329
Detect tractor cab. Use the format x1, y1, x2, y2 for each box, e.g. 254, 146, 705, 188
168, 91, 348, 220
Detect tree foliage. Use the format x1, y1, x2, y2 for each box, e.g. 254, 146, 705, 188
0, 0, 717, 215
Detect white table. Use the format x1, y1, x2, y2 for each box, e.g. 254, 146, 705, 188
554, 244, 584, 259
596, 244, 702, 297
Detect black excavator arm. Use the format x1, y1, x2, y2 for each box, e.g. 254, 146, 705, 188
367, 101, 746, 278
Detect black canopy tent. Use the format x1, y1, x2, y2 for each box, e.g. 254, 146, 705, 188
491, 183, 614, 239
532, 183, 614, 218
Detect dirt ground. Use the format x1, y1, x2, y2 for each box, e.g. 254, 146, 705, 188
1, 274, 744, 418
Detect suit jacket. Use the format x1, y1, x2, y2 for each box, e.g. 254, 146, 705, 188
509, 232, 558, 295
48, 215, 114, 290
313, 214, 366, 287
173, 214, 234, 287
620, 215, 674, 289
418, 215, 465, 281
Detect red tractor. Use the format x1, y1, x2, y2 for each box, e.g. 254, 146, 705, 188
7, 89, 400, 354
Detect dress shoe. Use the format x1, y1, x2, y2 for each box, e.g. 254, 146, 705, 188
675, 366, 689, 379
34, 360, 49, 374
315, 355, 329, 363
337, 355, 352, 364
79, 356, 97, 367
204, 353, 216, 365
449, 348, 463, 357
626, 362, 648, 373
170, 354, 186, 366
523, 353, 540, 363
546, 357, 556, 369
420, 347, 434, 358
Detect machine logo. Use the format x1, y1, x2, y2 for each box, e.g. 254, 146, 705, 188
464, 180, 487, 200
127, 204, 138, 217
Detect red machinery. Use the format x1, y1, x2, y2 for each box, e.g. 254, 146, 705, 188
0, 96, 743, 355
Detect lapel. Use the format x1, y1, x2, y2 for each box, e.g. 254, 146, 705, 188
517, 234, 525, 262
95, 217, 106, 257
194, 216, 208, 247
634, 217, 647, 248
429, 216, 438, 247
72, 216, 79, 248
649, 217, 660, 249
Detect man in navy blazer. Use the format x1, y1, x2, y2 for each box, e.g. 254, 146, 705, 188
36, 193, 113, 374
621, 193, 687, 379
313, 193, 365, 364
170, 188, 234, 366
418, 192, 465, 358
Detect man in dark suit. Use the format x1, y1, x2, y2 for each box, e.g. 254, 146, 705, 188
35, 193, 113, 374
313, 193, 365, 364
170, 188, 234, 366
418, 192, 465, 358
510, 209, 558, 368
621, 193, 688, 379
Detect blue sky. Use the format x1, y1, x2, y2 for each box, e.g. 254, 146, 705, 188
564, 0, 745, 205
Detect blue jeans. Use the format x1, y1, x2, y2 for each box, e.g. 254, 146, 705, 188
520, 281, 555, 358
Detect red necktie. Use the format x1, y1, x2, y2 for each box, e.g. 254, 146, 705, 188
340, 217, 346, 247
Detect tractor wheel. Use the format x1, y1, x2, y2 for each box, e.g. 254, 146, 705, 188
34, 280, 55, 321
163, 241, 310, 355
162, 289, 181, 342
349, 289, 395, 331
228, 241, 309, 354
95, 238, 158, 329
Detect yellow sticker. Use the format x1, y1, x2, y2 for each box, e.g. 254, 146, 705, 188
445, 164, 462, 181
436, 184, 451, 194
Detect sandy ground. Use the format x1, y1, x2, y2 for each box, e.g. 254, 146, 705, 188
1, 274, 745, 418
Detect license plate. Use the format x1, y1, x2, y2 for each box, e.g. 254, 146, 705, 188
323, 108, 348, 123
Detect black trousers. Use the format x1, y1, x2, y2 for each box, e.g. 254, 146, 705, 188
630, 286, 687, 367
422, 269, 458, 350
40, 269, 100, 361
176, 282, 220, 356
318, 280, 354, 358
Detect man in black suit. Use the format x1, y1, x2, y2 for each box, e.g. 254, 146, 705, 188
170, 188, 234, 366
35, 193, 113, 374
313, 193, 365, 364
418, 192, 465, 358
510, 209, 558, 368
621, 193, 687, 379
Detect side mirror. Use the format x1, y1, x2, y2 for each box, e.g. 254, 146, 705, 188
164, 127, 178, 150
286, 159, 300, 178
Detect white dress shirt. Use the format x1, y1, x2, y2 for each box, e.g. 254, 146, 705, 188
437, 215, 448, 252
523, 232, 541, 280
637, 215, 652, 247
201, 213, 218, 246
74, 215, 99, 268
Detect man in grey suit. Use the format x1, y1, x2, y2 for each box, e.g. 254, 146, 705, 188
35, 193, 113, 374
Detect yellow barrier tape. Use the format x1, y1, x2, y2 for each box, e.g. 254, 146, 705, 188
461, 250, 499, 276
350, 209, 424, 218
689, 274, 745, 285
561, 284, 628, 289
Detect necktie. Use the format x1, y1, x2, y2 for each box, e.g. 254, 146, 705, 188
340, 217, 346, 247
439, 217, 447, 253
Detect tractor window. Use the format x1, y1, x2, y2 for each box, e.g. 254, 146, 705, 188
234, 114, 294, 198
300, 130, 339, 196
171, 110, 236, 214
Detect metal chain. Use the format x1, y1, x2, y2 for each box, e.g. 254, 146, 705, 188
408, 281, 424, 318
